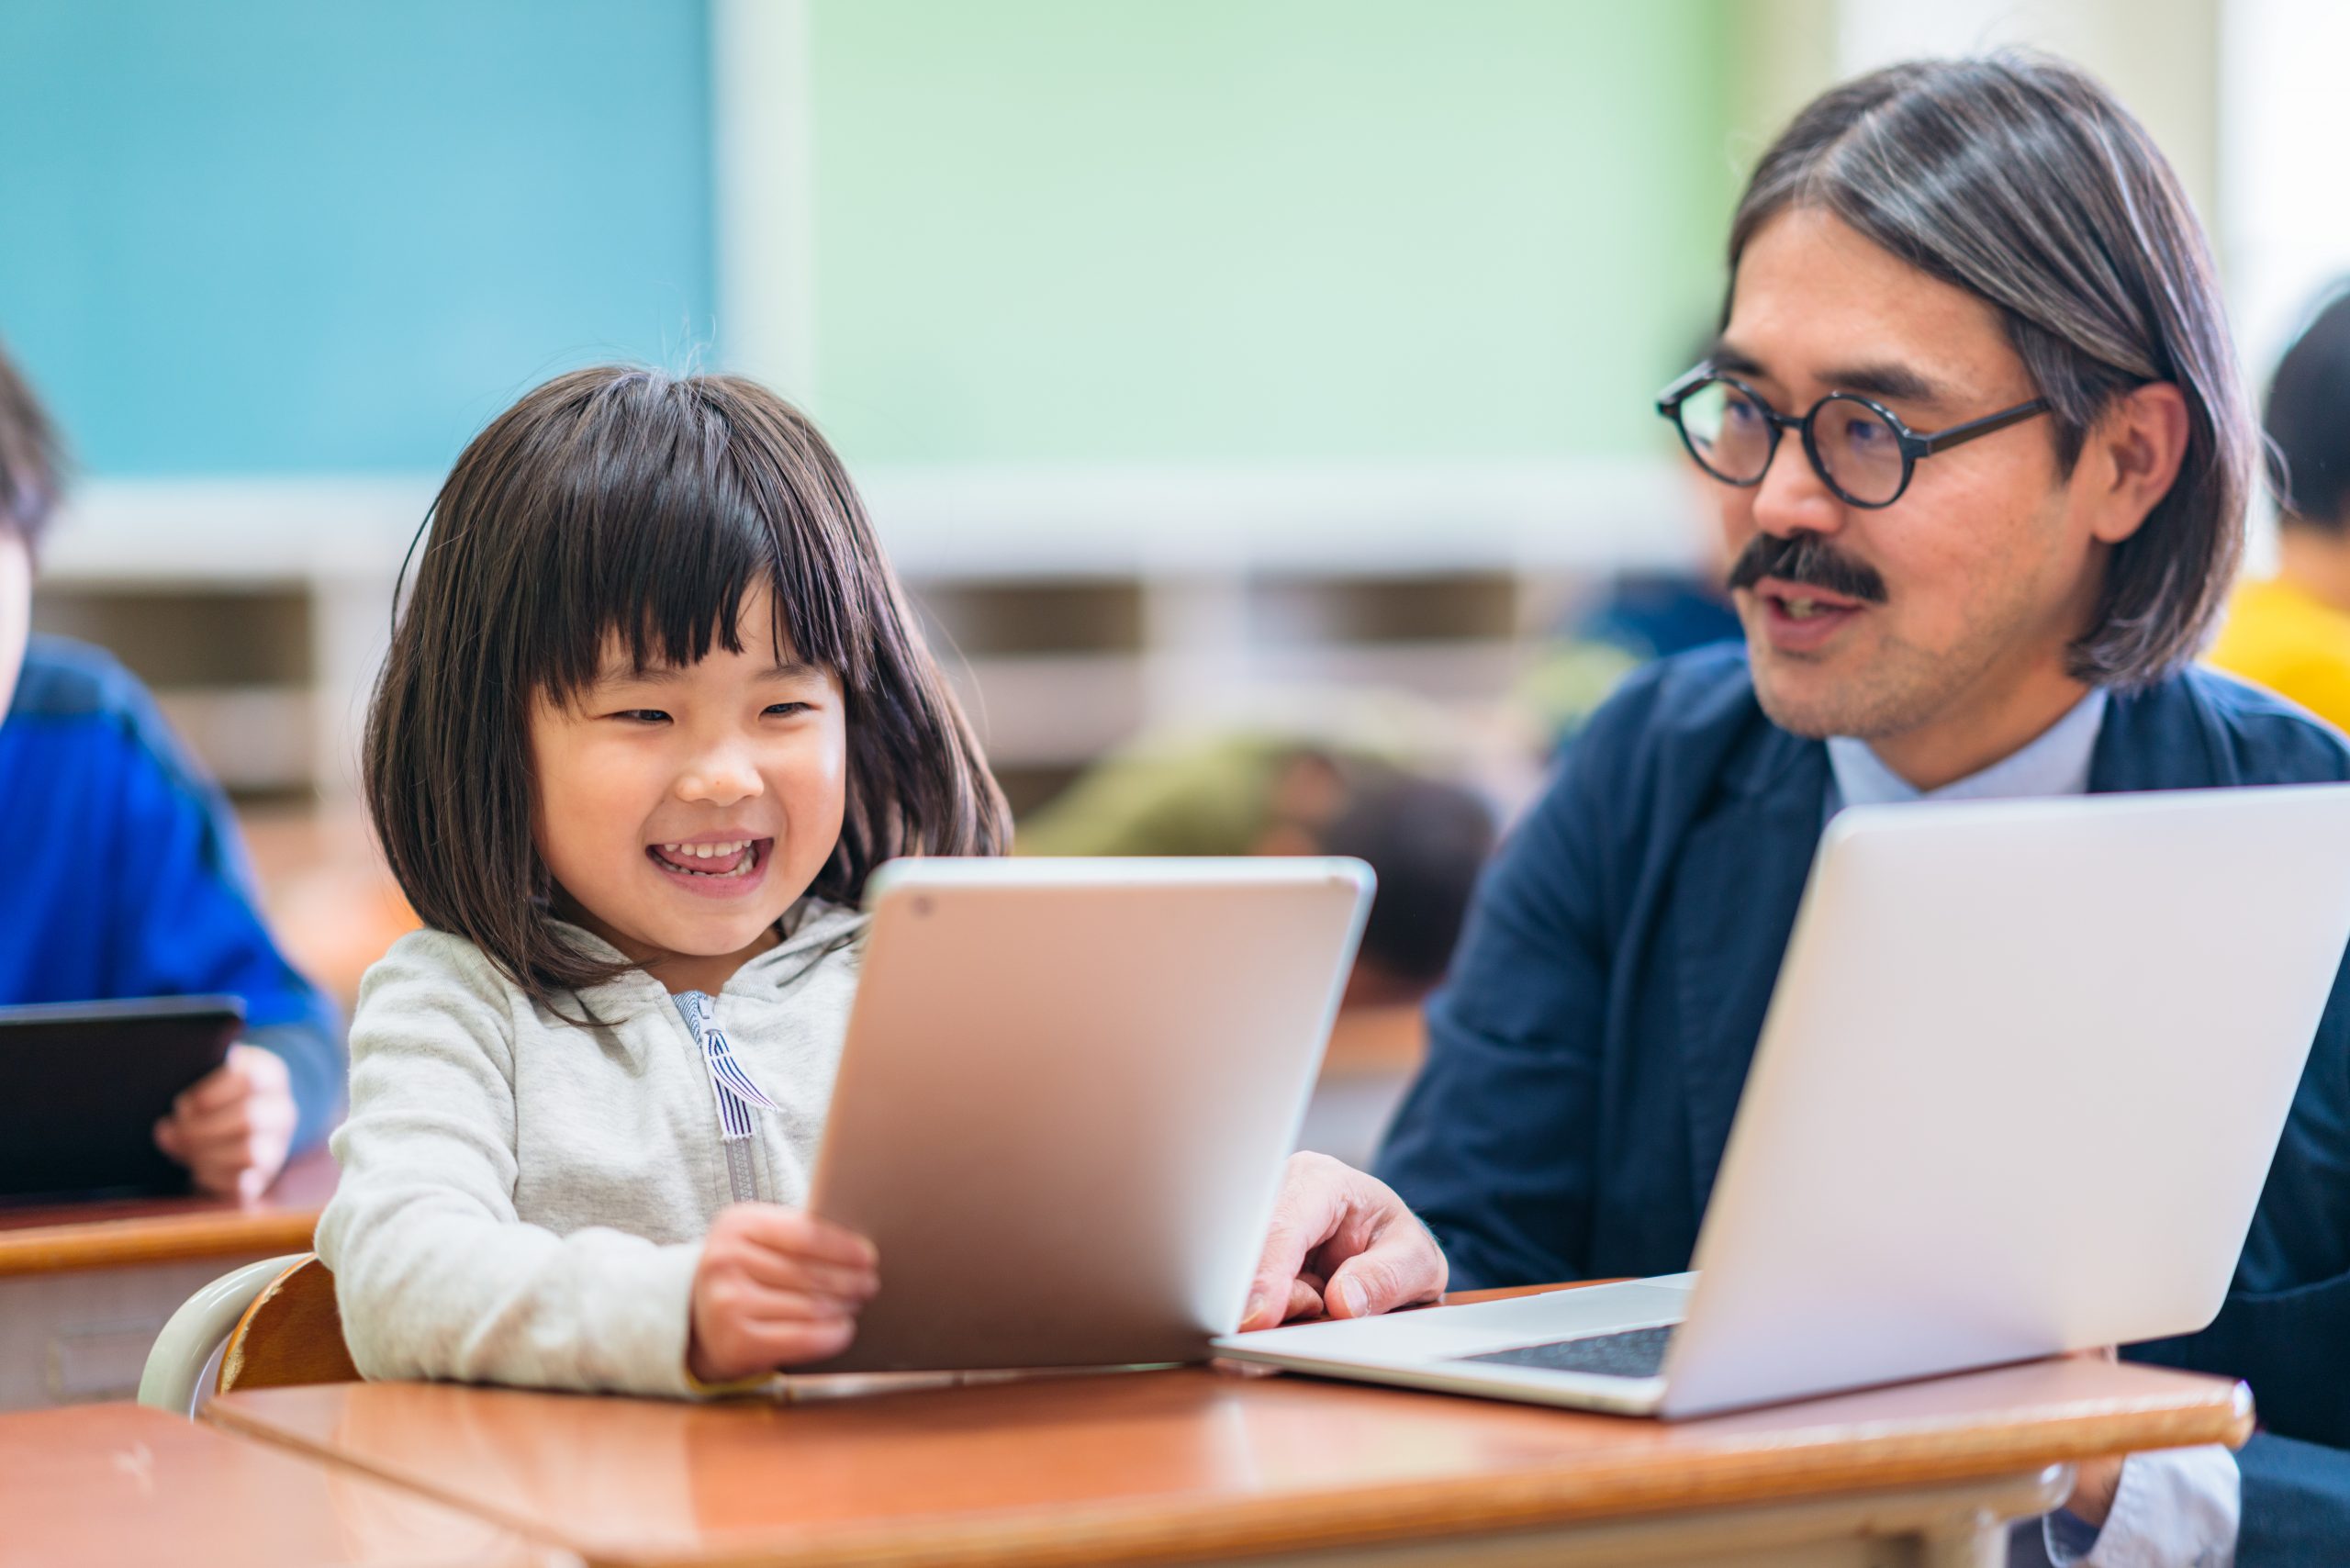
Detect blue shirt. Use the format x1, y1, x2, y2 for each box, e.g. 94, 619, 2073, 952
0, 636, 343, 1150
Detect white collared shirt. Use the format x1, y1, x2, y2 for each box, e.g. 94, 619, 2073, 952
1825, 688, 2109, 816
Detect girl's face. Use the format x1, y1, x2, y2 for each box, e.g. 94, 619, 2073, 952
528, 588, 847, 991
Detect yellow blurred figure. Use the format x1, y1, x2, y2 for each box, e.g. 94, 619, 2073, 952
2209, 574, 2350, 733
2208, 286, 2350, 734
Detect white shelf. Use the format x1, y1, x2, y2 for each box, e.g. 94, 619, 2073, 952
151, 687, 315, 792
38, 462, 1676, 800
39, 457, 1704, 586
944, 643, 1535, 771
941, 655, 1153, 767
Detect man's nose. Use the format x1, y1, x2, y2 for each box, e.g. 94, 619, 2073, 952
1750, 435, 1846, 540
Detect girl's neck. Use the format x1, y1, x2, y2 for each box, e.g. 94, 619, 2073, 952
644, 929, 785, 996
560, 902, 785, 996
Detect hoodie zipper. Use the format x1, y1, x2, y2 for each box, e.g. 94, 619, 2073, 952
691, 1003, 789, 1204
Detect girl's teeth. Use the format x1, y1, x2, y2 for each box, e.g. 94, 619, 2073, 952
655, 841, 757, 877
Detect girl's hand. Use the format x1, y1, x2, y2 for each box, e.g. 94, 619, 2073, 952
687, 1204, 880, 1383
153, 1043, 297, 1200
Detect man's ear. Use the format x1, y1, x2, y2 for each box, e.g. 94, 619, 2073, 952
2084, 381, 2191, 545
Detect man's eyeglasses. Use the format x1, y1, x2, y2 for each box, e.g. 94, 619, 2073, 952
1654, 366, 2051, 509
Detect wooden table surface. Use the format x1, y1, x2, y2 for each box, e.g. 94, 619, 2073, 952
0, 1401, 565, 1568
206, 1350, 2250, 1568
0, 1147, 336, 1278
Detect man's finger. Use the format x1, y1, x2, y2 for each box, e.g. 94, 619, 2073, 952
1240, 1157, 1346, 1330
1284, 1277, 1326, 1323
1325, 1224, 1447, 1319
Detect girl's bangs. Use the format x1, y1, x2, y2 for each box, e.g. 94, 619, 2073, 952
521, 388, 861, 704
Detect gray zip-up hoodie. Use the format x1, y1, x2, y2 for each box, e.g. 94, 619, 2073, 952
316, 902, 866, 1396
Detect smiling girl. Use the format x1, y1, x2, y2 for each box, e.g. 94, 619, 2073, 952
317, 367, 1007, 1394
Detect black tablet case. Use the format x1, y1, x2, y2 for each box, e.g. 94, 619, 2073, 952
0, 995, 242, 1202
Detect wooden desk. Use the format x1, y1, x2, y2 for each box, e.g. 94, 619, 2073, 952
206, 1352, 2248, 1568
0, 1149, 335, 1410
0, 1401, 563, 1568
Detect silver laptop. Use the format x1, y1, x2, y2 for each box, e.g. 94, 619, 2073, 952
803, 856, 1371, 1373
1215, 785, 2350, 1417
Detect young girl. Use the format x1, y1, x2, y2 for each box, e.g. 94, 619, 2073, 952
318, 367, 1008, 1394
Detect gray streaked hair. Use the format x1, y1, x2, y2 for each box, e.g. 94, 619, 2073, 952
1729, 52, 2250, 688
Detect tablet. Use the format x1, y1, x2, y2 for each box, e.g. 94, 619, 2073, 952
803, 857, 1371, 1372
0, 995, 243, 1202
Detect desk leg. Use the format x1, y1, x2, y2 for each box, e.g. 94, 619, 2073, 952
1916, 1468, 2075, 1568
0, 1257, 277, 1410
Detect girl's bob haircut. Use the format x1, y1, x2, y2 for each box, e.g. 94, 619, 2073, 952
364, 366, 1010, 1003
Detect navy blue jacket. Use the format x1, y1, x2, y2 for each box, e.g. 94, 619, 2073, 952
0, 637, 343, 1151
1379, 643, 2350, 1563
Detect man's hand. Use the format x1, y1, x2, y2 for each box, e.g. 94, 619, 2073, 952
153, 1043, 296, 1200
688, 1204, 880, 1383
1238, 1151, 1447, 1330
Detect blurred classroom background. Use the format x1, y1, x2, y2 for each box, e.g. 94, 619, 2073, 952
9, 0, 2348, 1162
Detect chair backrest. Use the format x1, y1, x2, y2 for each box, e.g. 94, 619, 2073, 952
139, 1251, 308, 1416
218, 1253, 360, 1394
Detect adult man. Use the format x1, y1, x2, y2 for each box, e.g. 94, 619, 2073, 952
0, 339, 344, 1193
1242, 56, 2350, 1566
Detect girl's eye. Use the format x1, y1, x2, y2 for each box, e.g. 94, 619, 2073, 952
613, 710, 671, 724
764, 702, 811, 718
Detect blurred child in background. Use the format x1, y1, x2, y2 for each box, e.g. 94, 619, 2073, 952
1019, 734, 1495, 1006
0, 336, 342, 1196
2210, 286, 2350, 731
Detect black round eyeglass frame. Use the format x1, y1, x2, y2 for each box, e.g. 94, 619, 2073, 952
1654, 365, 2052, 510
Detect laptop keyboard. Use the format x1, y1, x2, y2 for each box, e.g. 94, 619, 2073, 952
1458, 1323, 1678, 1380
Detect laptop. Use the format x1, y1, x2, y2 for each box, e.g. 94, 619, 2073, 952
0, 994, 244, 1202
1214, 785, 2350, 1417
802, 856, 1372, 1373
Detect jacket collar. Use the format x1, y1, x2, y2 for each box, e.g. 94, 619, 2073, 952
2090, 673, 2232, 792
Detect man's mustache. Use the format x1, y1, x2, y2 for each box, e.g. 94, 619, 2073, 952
1726, 533, 1889, 605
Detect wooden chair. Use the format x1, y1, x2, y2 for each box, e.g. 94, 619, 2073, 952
218, 1253, 360, 1394
140, 1252, 359, 1415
